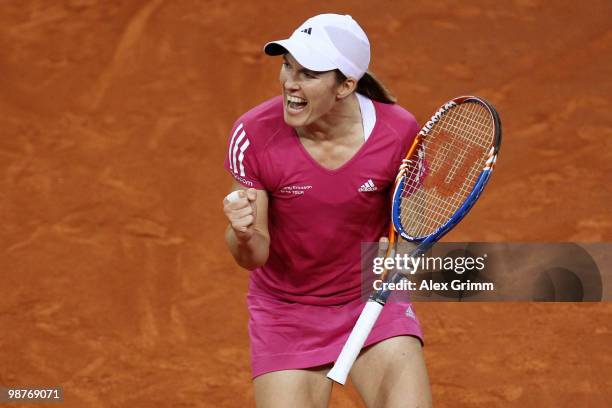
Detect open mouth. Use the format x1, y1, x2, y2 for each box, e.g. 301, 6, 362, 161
287, 95, 308, 112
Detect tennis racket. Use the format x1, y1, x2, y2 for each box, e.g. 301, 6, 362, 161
327, 95, 502, 384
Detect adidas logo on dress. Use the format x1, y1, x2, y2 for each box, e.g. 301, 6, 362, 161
358, 179, 377, 192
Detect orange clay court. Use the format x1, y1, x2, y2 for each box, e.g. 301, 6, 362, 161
1, 1, 611, 407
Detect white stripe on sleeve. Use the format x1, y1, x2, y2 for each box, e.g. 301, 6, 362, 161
232, 130, 246, 173
228, 123, 244, 171
238, 139, 250, 177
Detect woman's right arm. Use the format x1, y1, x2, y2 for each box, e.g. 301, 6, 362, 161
223, 184, 270, 269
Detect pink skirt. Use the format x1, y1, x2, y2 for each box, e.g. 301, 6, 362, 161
247, 292, 424, 378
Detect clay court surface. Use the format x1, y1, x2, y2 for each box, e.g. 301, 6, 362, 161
1, 1, 611, 406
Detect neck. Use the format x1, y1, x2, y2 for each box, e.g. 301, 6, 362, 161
297, 93, 362, 141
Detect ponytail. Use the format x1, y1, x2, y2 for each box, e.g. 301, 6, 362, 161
336, 70, 397, 104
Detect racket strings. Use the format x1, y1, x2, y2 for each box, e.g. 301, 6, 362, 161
399, 102, 494, 238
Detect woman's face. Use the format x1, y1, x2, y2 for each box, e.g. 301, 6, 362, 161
279, 53, 340, 128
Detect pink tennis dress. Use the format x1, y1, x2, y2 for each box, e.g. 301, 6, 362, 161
224, 95, 423, 378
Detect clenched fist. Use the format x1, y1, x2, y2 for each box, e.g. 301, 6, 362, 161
223, 188, 258, 241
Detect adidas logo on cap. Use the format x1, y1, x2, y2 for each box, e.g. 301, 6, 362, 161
300, 27, 312, 35
358, 179, 377, 192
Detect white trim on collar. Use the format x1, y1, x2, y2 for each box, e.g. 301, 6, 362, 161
356, 92, 376, 141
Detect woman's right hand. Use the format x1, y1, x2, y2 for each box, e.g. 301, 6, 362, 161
223, 188, 258, 241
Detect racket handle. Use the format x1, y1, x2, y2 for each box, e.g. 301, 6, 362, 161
225, 191, 241, 202
327, 301, 384, 385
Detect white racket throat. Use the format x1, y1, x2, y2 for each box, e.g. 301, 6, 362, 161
326, 301, 384, 385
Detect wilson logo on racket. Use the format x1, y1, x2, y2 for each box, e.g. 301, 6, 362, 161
423, 131, 483, 197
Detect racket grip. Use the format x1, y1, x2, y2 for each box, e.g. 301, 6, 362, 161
326, 301, 384, 385
225, 191, 241, 202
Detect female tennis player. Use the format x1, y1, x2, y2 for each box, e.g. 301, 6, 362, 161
223, 14, 432, 407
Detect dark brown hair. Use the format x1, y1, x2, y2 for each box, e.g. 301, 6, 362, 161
335, 70, 396, 104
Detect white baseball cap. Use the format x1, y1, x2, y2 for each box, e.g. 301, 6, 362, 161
264, 14, 370, 80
